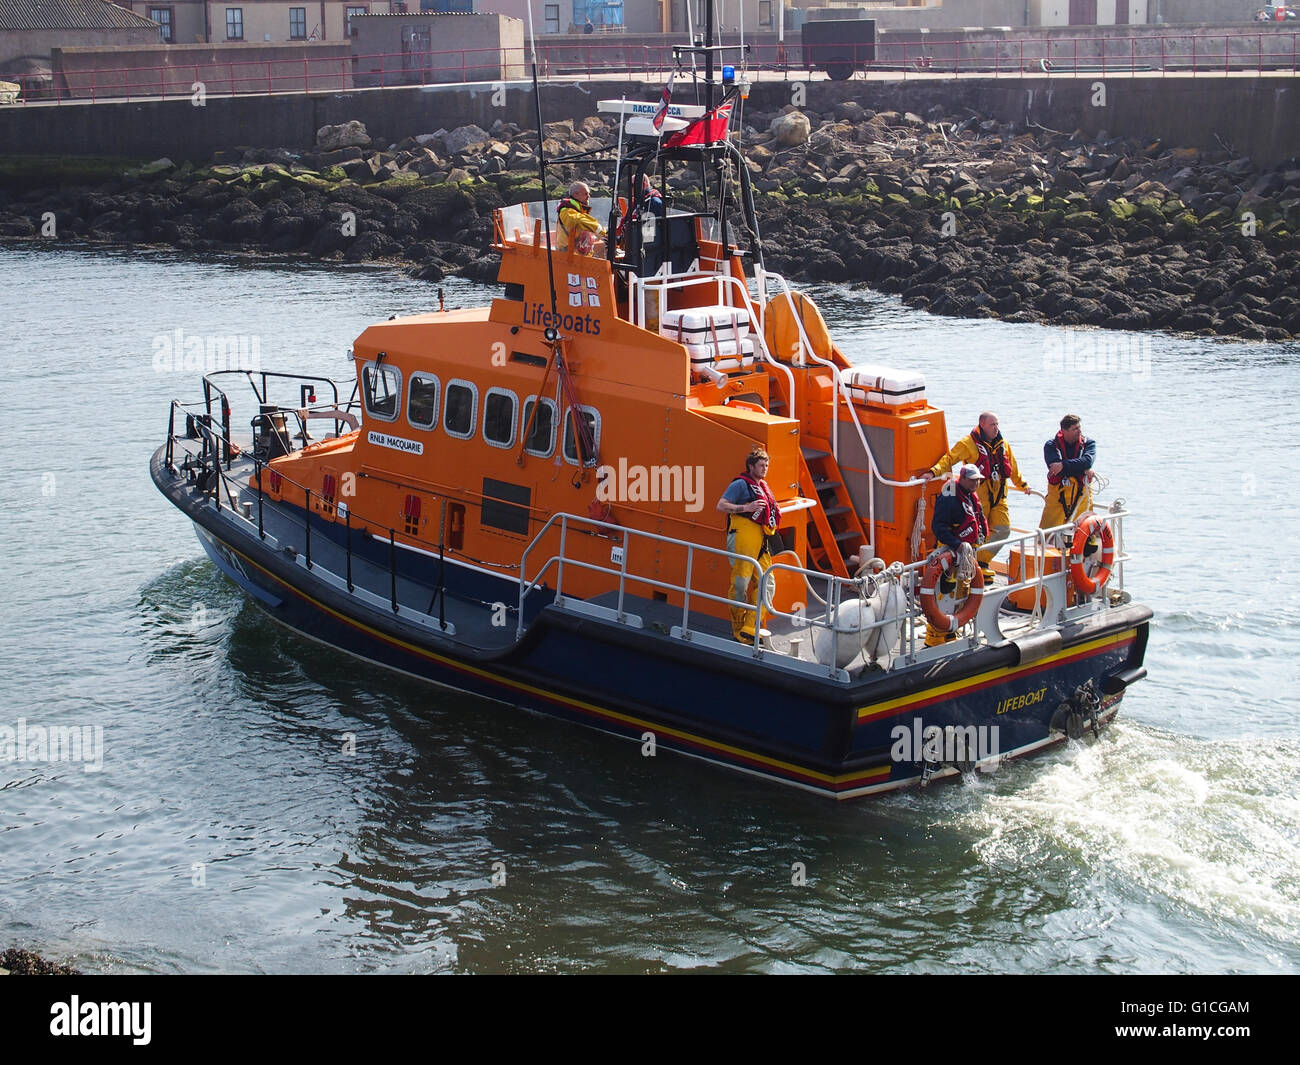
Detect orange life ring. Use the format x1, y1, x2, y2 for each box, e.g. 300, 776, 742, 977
1069, 512, 1115, 595
919, 548, 985, 632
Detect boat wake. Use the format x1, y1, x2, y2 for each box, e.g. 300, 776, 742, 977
959, 722, 1300, 950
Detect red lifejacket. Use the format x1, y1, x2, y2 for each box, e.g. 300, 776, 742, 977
1046, 430, 1084, 486
735, 472, 780, 530
953, 484, 989, 546
970, 428, 1012, 506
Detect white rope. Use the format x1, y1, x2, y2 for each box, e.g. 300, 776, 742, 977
909, 494, 926, 563
956, 542, 977, 584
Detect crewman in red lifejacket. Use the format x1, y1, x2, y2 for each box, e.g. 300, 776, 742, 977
923, 411, 1030, 584
1040, 413, 1096, 537
717, 446, 781, 643
557, 181, 605, 256
925, 463, 989, 646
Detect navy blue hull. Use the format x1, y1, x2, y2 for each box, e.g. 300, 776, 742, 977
163, 442, 1150, 798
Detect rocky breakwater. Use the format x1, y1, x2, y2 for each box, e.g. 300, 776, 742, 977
0, 111, 1297, 340
743, 102, 1300, 341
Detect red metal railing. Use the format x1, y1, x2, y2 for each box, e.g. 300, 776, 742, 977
2, 32, 1296, 105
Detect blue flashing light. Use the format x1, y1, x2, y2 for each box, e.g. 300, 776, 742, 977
722, 65, 735, 84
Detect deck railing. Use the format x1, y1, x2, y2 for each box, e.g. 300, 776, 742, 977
516, 507, 1131, 678
165, 371, 1130, 677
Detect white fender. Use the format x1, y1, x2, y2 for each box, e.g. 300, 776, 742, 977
867, 580, 906, 670
813, 597, 878, 670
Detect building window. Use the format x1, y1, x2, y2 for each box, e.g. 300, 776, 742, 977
148, 7, 173, 42
225, 8, 243, 40
758, 0, 772, 30
544, 3, 559, 33
290, 7, 307, 38
347, 5, 368, 35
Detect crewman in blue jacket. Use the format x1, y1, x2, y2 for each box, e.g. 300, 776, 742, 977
1040, 413, 1096, 534
926, 463, 989, 646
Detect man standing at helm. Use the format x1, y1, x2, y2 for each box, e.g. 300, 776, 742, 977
557, 181, 606, 256
717, 447, 781, 644
923, 411, 1030, 585
1040, 413, 1095, 536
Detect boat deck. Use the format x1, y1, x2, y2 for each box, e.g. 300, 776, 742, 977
201, 459, 520, 655
183, 448, 1059, 679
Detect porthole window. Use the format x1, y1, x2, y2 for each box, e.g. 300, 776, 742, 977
363, 361, 401, 422
444, 379, 478, 439
483, 388, 518, 449
522, 396, 557, 458
562, 405, 600, 466
408, 372, 440, 430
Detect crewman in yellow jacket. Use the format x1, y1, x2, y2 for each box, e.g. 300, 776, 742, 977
923, 412, 1031, 583
717, 447, 781, 643
557, 181, 605, 255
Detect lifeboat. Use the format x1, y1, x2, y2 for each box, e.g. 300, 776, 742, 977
150, 39, 1151, 798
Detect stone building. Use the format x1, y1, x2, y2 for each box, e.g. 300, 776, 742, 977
1, 0, 160, 71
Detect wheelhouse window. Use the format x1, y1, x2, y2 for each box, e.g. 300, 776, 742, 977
225, 8, 243, 41
346, 5, 368, 35
758, 1, 773, 30
562, 405, 600, 466
289, 7, 307, 39
483, 388, 518, 448
362, 361, 401, 421
522, 396, 556, 458
148, 7, 173, 42
444, 380, 477, 439
407, 372, 440, 429
544, 3, 559, 32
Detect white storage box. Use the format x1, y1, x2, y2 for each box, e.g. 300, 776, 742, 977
661, 305, 751, 344
844, 364, 926, 408
687, 337, 756, 372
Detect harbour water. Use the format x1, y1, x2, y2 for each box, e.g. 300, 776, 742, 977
1, 245, 1297, 973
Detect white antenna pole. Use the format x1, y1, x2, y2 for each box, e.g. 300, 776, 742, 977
526, 1, 538, 70
777, 0, 784, 47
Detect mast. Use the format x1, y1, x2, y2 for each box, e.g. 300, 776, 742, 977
704, 0, 714, 115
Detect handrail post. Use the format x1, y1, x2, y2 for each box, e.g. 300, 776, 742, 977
345, 509, 353, 591
681, 547, 694, 635
222, 397, 232, 469
390, 528, 399, 612
556, 516, 566, 599
304, 488, 312, 568
256, 457, 264, 539
166, 403, 176, 467
616, 528, 629, 620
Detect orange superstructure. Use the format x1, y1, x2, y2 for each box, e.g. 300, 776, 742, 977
249, 100, 957, 624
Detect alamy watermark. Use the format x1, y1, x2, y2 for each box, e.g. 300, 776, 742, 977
890, 718, 999, 764
595, 458, 705, 512
1043, 332, 1151, 380
152, 328, 262, 374
1, 718, 103, 773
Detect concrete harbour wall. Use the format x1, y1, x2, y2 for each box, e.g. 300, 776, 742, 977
0, 73, 1296, 167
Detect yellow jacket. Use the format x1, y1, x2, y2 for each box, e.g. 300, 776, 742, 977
931, 429, 1027, 505
557, 197, 603, 251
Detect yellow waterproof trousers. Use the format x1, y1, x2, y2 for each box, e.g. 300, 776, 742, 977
1039, 482, 1093, 539
977, 488, 1011, 576
727, 517, 773, 642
